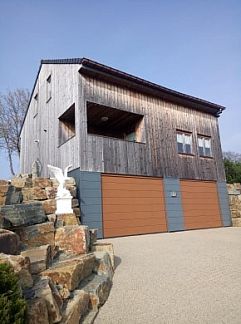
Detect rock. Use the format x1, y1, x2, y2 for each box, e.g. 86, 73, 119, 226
34, 277, 63, 323
33, 178, 52, 189
0, 184, 9, 205
93, 251, 114, 280
55, 225, 90, 255
0, 180, 9, 185
56, 213, 80, 226
89, 229, 98, 246
22, 187, 47, 201
0, 253, 33, 288
45, 187, 57, 199
73, 207, 80, 218
5, 186, 23, 204
0, 202, 47, 229
42, 199, 56, 215
0, 229, 19, 255
72, 199, 79, 208
0, 196, 6, 205
26, 297, 49, 324
21, 245, 52, 274
41, 254, 96, 291
16, 222, 55, 249
91, 243, 115, 269
80, 274, 112, 311
47, 213, 57, 223
232, 218, 241, 227
60, 290, 89, 324
11, 175, 32, 188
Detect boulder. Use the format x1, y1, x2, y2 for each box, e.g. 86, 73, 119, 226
16, 222, 55, 249
0, 229, 19, 255
0, 183, 9, 205
73, 207, 80, 218
41, 254, 96, 292
56, 213, 80, 226
33, 178, 52, 189
80, 274, 112, 311
93, 251, 114, 280
5, 186, 23, 205
89, 228, 98, 246
0, 202, 47, 229
34, 277, 63, 323
47, 213, 57, 223
21, 245, 52, 274
91, 243, 115, 269
60, 290, 89, 324
232, 218, 241, 227
11, 175, 32, 188
26, 297, 49, 324
42, 199, 56, 215
45, 187, 57, 199
22, 187, 47, 201
72, 199, 79, 208
0, 253, 33, 288
55, 225, 90, 255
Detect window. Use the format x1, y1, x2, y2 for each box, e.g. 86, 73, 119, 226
33, 93, 38, 118
177, 131, 192, 154
198, 136, 212, 157
46, 75, 52, 102
58, 104, 75, 146
87, 102, 145, 143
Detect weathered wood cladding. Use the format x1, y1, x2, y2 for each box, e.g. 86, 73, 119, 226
20, 63, 226, 181
81, 76, 225, 181
20, 64, 82, 176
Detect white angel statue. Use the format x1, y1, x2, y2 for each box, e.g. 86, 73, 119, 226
47, 164, 72, 198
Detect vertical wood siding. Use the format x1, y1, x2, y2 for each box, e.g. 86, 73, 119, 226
20, 65, 226, 181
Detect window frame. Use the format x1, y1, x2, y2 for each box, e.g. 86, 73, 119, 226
197, 135, 212, 158
46, 74, 52, 103
58, 104, 76, 147
176, 130, 193, 155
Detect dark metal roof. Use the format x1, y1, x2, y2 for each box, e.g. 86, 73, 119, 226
20, 57, 226, 136
41, 57, 226, 114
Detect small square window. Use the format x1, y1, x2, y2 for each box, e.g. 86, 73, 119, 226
177, 131, 193, 155
198, 136, 212, 157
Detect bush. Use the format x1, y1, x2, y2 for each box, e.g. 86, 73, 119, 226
224, 158, 241, 184
0, 263, 26, 324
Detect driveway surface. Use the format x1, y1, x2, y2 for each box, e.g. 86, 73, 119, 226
95, 228, 241, 324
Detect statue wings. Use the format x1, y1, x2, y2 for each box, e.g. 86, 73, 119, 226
47, 164, 72, 184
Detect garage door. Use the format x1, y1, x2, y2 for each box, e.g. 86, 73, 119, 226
102, 175, 167, 238
180, 180, 222, 230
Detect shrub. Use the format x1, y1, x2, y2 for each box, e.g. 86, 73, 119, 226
0, 263, 26, 324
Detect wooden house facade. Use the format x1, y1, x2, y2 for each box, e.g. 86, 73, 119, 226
20, 58, 231, 238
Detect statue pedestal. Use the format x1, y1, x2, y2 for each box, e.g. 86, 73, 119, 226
55, 196, 73, 215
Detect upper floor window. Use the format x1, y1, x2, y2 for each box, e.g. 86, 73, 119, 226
46, 75, 52, 102
33, 93, 38, 117
198, 136, 212, 157
177, 131, 192, 154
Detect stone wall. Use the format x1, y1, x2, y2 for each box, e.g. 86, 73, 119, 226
227, 183, 241, 227
0, 174, 114, 324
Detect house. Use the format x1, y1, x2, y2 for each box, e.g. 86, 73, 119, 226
19, 58, 231, 238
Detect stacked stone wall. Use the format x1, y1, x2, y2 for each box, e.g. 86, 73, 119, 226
227, 183, 241, 227
0, 174, 114, 324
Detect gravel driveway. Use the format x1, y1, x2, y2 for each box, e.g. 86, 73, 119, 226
95, 228, 241, 324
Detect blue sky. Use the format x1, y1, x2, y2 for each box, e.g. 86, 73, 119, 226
0, 0, 240, 179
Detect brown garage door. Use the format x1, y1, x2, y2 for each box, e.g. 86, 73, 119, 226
181, 180, 222, 230
102, 175, 167, 238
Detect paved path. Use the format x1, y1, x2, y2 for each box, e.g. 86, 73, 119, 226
95, 228, 241, 324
